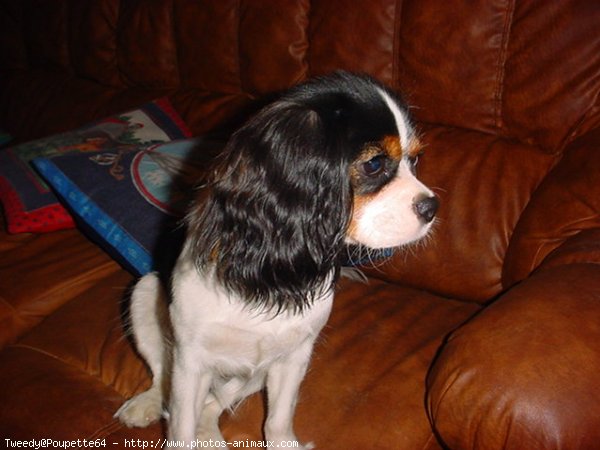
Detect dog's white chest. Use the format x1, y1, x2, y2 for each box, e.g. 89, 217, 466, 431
170, 262, 333, 376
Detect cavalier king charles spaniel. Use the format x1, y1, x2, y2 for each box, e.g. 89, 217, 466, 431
115, 71, 438, 448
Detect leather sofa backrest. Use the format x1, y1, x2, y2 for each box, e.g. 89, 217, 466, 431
1, 0, 599, 303
4, 0, 598, 152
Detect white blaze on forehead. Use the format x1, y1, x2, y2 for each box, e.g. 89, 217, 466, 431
376, 87, 411, 150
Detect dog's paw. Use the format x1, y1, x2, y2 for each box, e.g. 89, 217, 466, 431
114, 390, 163, 428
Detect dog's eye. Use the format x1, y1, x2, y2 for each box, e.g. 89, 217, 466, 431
362, 155, 386, 177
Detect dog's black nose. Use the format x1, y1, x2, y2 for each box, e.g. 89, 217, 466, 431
414, 196, 439, 223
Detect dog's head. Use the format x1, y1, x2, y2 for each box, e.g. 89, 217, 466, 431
187, 71, 438, 311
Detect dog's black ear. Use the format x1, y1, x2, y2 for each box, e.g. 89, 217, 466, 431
187, 100, 353, 312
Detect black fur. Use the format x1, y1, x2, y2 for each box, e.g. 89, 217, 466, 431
187, 71, 404, 312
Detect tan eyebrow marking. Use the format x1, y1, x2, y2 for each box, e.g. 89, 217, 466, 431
382, 134, 423, 159
382, 135, 402, 160
406, 137, 423, 158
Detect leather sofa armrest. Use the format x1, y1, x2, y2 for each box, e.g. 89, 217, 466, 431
426, 261, 600, 449
503, 127, 600, 287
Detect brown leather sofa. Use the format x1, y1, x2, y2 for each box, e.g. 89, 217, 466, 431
1, 1, 599, 449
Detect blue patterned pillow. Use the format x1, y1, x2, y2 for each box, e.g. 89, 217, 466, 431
32, 138, 219, 275
0, 98, 190, 234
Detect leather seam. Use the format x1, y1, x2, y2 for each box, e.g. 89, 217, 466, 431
493, 0, 516, 130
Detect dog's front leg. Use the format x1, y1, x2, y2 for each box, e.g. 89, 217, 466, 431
167, 346, 212, 448
264, 340, 315, 450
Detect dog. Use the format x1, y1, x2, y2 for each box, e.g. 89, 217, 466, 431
114, 71, 438, 448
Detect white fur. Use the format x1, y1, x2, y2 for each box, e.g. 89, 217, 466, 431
376, 87, 412, 150
115, 245, 332, 449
